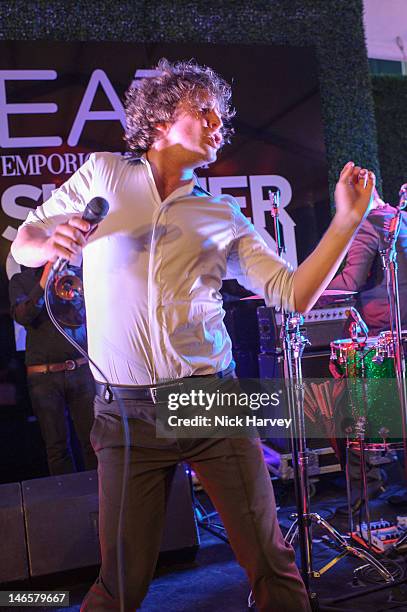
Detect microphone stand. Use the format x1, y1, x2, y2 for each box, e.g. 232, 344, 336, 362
379, 210, 407, 473
269, 189, 313, 587
267, 191, 394, 602
380, 206, 407, 551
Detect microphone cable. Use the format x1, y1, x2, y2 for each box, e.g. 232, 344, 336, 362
44, 268, 130, 612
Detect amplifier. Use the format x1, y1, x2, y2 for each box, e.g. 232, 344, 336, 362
258, 349, 332, 379
223, 302, 260, 351
257, 306, 349, 351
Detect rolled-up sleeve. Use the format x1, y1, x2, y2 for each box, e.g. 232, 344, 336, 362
14, 154, 96, 237
226, 200, 296, 312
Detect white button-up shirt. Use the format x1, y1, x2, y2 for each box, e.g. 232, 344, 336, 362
13, 152, 295, 385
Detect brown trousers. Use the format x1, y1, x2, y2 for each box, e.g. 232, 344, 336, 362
81, 395, 311, 612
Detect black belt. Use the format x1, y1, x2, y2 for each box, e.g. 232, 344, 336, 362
95, 380, 183, 403
95, 366, 234, 404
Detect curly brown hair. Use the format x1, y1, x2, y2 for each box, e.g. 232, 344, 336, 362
124, 58, 235, 157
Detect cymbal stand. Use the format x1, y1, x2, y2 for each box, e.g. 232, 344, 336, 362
344, 346, 373, 548
185, 466, 229, 543
345, 416, 373, 549
283, 316, 393, 583
380, 208, 407, 550
268, 192, 394, 592
381, 209, 407, 468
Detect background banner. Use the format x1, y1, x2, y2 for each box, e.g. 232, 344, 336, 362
0, 41, 330, 289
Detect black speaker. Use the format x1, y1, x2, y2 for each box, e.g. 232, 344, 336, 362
223, 302, 261, 377
22, 470, 100, 577
21, 465, 199, 578
0, 482, 29, 583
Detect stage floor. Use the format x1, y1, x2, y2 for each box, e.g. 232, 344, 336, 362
3, 465, 407, 611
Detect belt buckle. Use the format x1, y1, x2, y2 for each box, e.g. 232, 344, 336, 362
65, 359, 76, 371
150, 381, 184, 404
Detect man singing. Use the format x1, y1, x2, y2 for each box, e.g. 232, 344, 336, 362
11, 58, 375, 611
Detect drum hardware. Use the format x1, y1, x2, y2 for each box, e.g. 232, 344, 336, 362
347, 306, 369, 343
242, 288, 357, 301
344, 425, 354, 529
330, 336, 401, 387
379, 205, 407, 481
282, 315, 393, 583
330, 196, 407, 554
261, 190, 395, 606
331, 332, 404, 554
378, 427, 390, 440
379, 199, 407, 556
372, 353, 384, 365
346, 416, 375, 548
186, 467, 229, 545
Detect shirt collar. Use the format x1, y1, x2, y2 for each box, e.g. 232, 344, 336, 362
138, 153, 207, 199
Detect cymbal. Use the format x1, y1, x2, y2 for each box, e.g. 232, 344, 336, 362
321, 289, 357, 296
240, 289, 356, 302
240, 294, 263, 301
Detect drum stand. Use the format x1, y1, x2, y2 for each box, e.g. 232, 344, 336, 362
380, 207, 407, 551
380, 209, 407, 475
343, 353, 376, 550
328, 208, 407, 575
266, 191, 394, 605
282, 314, 394, 588
345, 418, 377, 550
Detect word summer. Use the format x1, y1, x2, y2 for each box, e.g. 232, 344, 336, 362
167, 390, 280, 411
167, 415, 293, 428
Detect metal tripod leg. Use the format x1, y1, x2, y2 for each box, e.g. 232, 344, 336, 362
285, 512, 394, 582
186, 466, 229, 543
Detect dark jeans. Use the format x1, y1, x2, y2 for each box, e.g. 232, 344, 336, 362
81, 394, 311, 612
28, 365, 97, 475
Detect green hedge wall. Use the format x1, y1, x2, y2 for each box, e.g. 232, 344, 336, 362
1, 0, 380, 198
372, 75, 407, 204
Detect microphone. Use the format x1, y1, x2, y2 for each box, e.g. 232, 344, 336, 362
383, 210, 402, 248
52, 196, 109, 274
268, 187, 281, 218
268, 187, 285, 255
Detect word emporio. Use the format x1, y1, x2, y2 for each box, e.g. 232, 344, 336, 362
167, 415, 292, 428
167, 390, 281, 411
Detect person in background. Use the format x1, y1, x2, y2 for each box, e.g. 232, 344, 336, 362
8, 261, 97, 475
328, 187, 407, 335
328, 187, 407, 511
